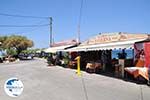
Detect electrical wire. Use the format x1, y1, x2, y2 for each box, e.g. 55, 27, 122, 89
0, 24, 48, 35
0, 24, 49, 27
0, 13, 49, 19
0, 18, 49, 35
17, 20, 49, 34
14, 26, 48, 35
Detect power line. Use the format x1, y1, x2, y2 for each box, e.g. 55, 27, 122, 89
0, 13, 49, 19
0, 19, 49, 34
17, 25, 48, 34
0, 25, 48, 35
17, 20, 49, 33
0, 24, 49, 27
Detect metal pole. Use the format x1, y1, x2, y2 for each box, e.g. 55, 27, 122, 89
77, 25, 80, 44
50, 17, 53, 47
77, 0, 83, 44
75, 56, 81, 76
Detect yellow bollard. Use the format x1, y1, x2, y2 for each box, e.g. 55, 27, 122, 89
75, 56, 81, 76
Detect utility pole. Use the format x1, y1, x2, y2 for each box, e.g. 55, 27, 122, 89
77, 25, 80, 44
77, 0, 83, 44
49, 17, 53, 47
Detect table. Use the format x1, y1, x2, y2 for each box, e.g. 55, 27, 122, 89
124, 67, 149, 81
86, 62, 102, 73
68, 61, 77, 68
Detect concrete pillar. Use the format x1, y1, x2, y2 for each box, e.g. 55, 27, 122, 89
119, 59, 125, 78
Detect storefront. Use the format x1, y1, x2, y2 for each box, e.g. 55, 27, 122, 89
125, 35, 150, 82
44, 39, 77, 53
44, 39, 78, 66
66, 32, 148, 78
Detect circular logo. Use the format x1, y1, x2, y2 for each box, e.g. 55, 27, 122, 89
4, 77, 24, 97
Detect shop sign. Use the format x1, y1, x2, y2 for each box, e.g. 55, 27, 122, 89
83, 33, 148, 45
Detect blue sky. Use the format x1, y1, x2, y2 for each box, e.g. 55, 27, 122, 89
0, 0, 150, 48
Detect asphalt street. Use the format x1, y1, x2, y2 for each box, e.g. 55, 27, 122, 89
0, 58, 150, 100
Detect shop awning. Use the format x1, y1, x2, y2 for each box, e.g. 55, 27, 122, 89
65, 39, 146, 52
36, 50, 42, 53
44, 45, 75, 53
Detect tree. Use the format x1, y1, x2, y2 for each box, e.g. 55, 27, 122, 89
21, 49, 36, 54
6, 48, 17, 56
0, 36, 8, 49
2, 35, 33, 55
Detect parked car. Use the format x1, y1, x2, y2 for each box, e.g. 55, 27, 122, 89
18, 53, 34, 60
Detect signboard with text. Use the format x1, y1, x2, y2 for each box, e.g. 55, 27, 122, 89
82, 32, 148, 45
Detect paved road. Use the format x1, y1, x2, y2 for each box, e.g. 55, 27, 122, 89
0, 59, 150, 100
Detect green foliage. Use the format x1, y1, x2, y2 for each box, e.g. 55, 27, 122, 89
6, 48, 17, 56
0, 36, 8, 49
63, 52, 69, 65
0, 36, 8, 43
21, 49, 38, 54
63, 52, 69, 58
0, 35, 34, 55
63, 58, 69, 65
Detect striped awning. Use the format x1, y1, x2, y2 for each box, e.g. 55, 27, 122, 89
44, 45, 75, 53
65, 39, 145, 52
